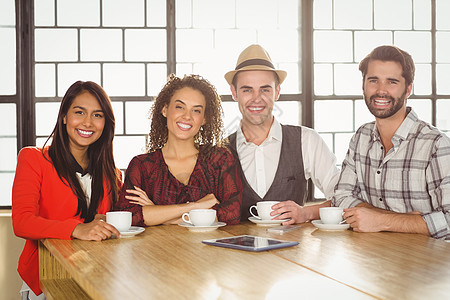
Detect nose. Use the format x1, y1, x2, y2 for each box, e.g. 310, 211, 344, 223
376, 82, 388, 95
82, 115, 92, 127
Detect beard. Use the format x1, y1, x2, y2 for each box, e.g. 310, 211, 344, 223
364, 90, 407, 119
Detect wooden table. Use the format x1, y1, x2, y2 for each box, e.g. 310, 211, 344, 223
39, 222, 450, 299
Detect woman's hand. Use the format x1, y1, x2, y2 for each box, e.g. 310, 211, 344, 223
71, 219, 121, 241
126, 186, 154, 206
194, 194, 219, 209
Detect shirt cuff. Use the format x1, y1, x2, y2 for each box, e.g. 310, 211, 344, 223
422, 211, 450, 240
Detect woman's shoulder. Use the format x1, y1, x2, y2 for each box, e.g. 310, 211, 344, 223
200, 145, 235, 166
18, 146, 48, 161
127, 150, 163, 169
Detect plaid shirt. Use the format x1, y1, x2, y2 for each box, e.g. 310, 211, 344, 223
333, 108, 450, 240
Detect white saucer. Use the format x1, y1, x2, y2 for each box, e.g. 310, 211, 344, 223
248, 216, 290, 226
119, 226, 145, 238
311, 220, 350, 231
178, 222, 226, 232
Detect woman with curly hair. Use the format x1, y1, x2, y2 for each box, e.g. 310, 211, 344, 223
115, 74, 242, 226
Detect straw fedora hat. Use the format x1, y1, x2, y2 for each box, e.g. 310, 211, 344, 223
224, 44, 287, 85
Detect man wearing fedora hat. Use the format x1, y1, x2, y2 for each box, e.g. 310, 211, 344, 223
225, 44, 340, 225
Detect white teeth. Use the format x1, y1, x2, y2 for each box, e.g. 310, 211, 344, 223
78, 129, 93, 136
249, 107, 263, 111
374, 99, 389, 105
177, 123, 192, 129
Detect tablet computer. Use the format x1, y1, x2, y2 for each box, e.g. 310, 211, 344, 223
202, 235, 299, 252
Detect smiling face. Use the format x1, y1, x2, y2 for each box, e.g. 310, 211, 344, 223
161, 87, 206, 143
63, 91, 105, 154
363, 59, 412, 120
231, 70, 280, 129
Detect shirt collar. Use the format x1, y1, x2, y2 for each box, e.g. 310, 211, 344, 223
69, 152, 92, 176
236, 118, 282, 151
371, 106, 417, 145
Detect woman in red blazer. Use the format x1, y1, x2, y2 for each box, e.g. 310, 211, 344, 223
12, 81, 122, 298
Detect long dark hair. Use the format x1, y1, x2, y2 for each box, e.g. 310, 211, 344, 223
43, 81, 119, 222
147, 74, 225, 154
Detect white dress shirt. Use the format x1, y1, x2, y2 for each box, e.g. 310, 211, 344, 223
236, 118, 339, 199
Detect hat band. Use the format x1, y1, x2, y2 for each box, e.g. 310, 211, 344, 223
235, 59, 275, 70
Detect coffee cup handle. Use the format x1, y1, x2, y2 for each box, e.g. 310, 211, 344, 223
182, 213, 192, 224
249, 205, 260, 219
340, 211, 346, 224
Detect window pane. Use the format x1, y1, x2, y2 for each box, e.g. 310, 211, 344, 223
0, 138, 17, 171
81, 29, 122, 61
413, 64, 431, 95
314, 31, 353, 62
103, 64, 146, 96
436, 0, 450, 30
111, 101, 124, 135
436, 100, 450, 130
222, 102, 240, 137
193, 0, 235, 28
278, 0, 299, 28
354, 100, 374, 130
176, 29, 214, 62
103, 0, 145, 27
236, 0, 277, 28
334, 133, 354, 165
147, 0, 166, 27
408, 99, 432, 124
0, 0, 15, 26
35, 103, 60, 136
334, 0, 372, 29
34, 0, 55, 26
114, 136, 147, 169
147, 64, 167, 96
436, 32, 450, 63
175, 0, 192, 28
274, 101, 301, 126
0, 173, 14, 206
374, 0, 412, 30
334, 64, 361, 95
0, 104, 16, 135
280, 62, 301, 94
314, 64, 333, 96
125, 29, 167, 61
0, 28, 16, 95
394, 31, 431, 63
35, 29, 78, 62
57, 64, 101, 97
314, 100, 353, 132
57, 0, 100, 26
125, 101, 152, 134
354, 31, 392, 62
313, 0, 332, 29
35, 64, 56, 97
414, 0, 431, 30
436, 64, 450, 94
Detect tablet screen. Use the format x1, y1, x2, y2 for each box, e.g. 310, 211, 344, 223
202, 235, 299, 252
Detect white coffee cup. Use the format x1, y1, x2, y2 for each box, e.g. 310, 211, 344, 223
182, 209, 216, 226
249, 201, 280, 220
319, 207, 344, 224
106, 211, 132, 232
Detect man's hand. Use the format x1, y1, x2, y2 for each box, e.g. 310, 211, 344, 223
271, 201, 311, 225
343, 207, 388, 232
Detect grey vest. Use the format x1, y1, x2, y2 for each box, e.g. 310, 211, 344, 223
227, 125, 307, 220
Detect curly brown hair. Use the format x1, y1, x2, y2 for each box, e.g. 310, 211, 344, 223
147, 74, 225, 153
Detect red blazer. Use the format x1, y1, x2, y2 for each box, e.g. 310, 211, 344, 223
12, 147, 119, 295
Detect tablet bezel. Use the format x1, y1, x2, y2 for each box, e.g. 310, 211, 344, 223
202, 235, 299, 252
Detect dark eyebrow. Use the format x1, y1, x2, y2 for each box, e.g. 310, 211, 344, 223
72, 106, 103, 113
367, 76, 400, 83
175, 99, 203, 108
260, 84, 272, 89
239, 85, 252, 90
